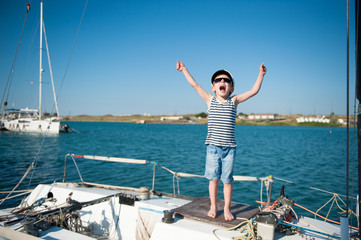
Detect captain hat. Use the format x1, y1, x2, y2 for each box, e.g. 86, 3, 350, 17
211, 69, 234, 86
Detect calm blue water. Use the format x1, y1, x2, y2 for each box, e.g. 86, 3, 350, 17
0, 122, 358, 225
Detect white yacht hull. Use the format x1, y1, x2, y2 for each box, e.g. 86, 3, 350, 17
2, 118, 60, 134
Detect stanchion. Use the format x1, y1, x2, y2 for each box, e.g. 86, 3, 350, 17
340, 214, 350, 240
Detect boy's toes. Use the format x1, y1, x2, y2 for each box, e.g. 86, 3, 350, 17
224, 210, 234, 221
207, 208, 217, 219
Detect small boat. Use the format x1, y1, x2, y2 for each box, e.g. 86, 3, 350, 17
0, 2, 71, 134
0, 154, 357, 240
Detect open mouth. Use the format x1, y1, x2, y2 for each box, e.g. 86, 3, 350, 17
220, 86, 226, 91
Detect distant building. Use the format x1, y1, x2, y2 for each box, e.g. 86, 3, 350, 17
160, 116, 184, 121
247, 114, 281, 121
295, 115, 345, 124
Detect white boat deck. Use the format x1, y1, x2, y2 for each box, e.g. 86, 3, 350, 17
0, 182, 349, 240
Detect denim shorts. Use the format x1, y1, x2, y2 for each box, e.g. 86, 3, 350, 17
204, 145, 236, 184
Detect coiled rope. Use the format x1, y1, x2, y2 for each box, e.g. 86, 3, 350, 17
212, 218, 256, 240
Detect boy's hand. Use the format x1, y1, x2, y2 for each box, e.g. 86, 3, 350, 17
176, 60, 185, 71
259, 63, 267, 75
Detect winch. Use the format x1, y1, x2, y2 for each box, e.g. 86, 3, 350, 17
255, 186, 296, 240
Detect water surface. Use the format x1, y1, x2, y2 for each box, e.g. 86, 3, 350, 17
0, 122, 358, 225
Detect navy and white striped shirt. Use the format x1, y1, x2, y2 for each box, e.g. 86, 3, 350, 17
205, 96, 237, 147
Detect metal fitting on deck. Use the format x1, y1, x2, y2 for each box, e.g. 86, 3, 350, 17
162, 210, 174, 224
139, 187, 150, 200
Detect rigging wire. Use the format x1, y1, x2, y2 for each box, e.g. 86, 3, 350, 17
27, 0, 88, 198
0, 3, 31, 117
26, 127, 51, 192
356, 0, 361, 233
0, 0, 89, 206
351, 42, 358, 228
346, 0, 350, 221
42, 19, 59, 117
54, 0, 88, 106
41, 0, 88, 124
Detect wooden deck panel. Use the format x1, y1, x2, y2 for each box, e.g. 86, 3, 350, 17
173, 197, 259, 228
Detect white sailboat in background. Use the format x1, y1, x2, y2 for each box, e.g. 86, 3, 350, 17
0, 2, 71, 134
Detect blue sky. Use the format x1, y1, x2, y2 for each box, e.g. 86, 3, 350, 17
0, 0, 356, 116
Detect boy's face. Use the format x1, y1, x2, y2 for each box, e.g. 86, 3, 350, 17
211, 74, 234, 99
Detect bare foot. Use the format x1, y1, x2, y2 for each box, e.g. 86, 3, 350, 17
207, 207, 217, 218
224, 208, 234, 221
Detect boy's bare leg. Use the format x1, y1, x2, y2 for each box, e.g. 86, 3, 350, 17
223, 183, 234, 221
208, 180, 219, 218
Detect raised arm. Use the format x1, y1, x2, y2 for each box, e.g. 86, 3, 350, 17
177, 61, 213, 104
233, 63, 267, 107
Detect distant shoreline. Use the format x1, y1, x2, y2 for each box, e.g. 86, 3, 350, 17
61, 114, 351, 127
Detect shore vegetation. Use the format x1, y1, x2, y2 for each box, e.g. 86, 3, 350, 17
62, 113, 351, 127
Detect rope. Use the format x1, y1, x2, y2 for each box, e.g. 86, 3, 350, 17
316, 194, 337, 221
315, 193, 358, 224
258, 176, 273, 203
0, 163, 34, 206
151, 162, 156, 192
295, 202, 359, 231
212, 218, 256, 240
0, 190, 32, 203
153, 162, 204, 196
0, 189, 33, 194
172, 174, 178, 196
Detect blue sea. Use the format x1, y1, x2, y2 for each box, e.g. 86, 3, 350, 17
0, 122, 358, 226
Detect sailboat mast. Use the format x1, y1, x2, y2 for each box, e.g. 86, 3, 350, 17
39, 1, 43, 120
355, 0, 361, 236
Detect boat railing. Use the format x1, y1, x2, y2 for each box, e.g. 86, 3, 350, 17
0, 153, 358, 231
62, 153, 274, 203
61, 153, 360, 229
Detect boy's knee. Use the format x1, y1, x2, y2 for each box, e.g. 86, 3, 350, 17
209, 180, 220, 186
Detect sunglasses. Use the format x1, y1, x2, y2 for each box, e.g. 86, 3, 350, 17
213, 78, 232, 84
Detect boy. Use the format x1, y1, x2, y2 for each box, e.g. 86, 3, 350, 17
176, 60, 266, 221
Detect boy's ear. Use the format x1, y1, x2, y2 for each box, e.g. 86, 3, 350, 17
230, 87, 234, 94
211, 85, 216, 93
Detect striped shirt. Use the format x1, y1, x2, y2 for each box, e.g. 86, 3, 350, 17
205, 96, 237, 147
